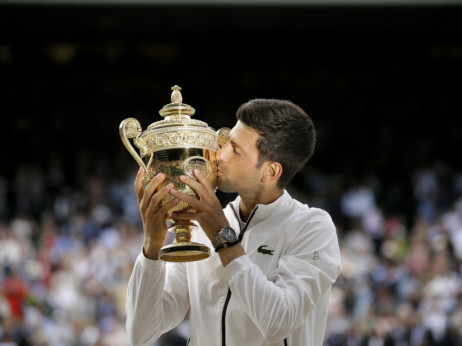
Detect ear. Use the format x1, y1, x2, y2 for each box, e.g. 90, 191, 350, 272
261, 162, 282, 183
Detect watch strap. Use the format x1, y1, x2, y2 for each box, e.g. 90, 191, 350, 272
214, 239, 239, 252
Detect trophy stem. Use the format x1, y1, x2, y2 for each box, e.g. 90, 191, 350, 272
159, 220, 210, 262
173, 220, 194, 243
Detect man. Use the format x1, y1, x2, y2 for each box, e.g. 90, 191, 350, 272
126, 99, 342, 346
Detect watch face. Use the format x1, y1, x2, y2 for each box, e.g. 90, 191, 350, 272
222, 227, 237, 242
213, 227, 239, 251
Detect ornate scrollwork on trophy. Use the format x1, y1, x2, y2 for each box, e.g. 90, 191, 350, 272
124, 118, 142, 138
134, 128, 217, 155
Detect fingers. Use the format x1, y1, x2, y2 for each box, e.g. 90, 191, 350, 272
169, 188, 199, 209
179, 173, 202, 193
179, 169, 213, 197
192, 169, 211, 188
134, 167, 145, 203
171, 169, 220, 211
149, 195, 180, 221
140, 173, 166, 212
145, 183, 175, 214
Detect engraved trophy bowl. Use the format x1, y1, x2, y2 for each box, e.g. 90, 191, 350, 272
120, 85, 230, 262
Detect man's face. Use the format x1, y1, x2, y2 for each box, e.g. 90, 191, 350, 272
216, 120, 264, 194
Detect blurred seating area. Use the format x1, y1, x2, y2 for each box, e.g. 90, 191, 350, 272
0, 157, 461, 345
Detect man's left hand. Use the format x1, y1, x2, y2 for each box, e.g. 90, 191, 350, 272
170, 169, 229, 241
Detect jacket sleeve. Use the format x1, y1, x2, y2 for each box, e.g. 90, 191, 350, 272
223, 209, 342, 342
125, 252, 190, 346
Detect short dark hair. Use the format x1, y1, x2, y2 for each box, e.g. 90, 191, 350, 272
236, 99, 316, 189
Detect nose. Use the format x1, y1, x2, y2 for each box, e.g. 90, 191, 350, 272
217, 143, 231, 163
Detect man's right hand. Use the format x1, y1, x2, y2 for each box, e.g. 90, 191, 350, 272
135, 167, 180, 260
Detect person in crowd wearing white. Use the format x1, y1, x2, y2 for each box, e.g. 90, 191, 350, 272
126, 99, 342, 346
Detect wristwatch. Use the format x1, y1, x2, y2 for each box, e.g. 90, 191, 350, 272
212, 226, 239, 252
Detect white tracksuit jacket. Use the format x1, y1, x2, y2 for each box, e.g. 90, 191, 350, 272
126, 191, 342, 346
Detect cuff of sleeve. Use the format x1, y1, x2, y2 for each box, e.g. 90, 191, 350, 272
223, 255, 253, 281
136, 251, 165, 272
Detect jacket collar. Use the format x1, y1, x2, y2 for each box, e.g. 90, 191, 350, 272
229, 190, 292, 226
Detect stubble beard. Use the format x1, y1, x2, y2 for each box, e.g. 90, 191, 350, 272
217, 175, 237, 193
217, 169, 260, 197
217, 164, 237, 193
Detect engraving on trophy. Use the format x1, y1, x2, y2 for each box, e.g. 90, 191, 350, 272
153, 150, 169, 162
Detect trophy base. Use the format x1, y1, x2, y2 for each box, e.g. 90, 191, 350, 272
159, 242, 211, 262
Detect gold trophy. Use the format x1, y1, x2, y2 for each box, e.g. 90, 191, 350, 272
120, 85, 230, 262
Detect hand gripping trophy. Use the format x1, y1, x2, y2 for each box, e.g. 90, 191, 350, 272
120, 85, 230, 262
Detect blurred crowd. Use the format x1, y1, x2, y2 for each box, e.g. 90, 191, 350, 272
0, 159, 461, 346
315, 163, 462, 346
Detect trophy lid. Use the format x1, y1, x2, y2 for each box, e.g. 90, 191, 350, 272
159, 85, 195, 118
148, 85, 208, 130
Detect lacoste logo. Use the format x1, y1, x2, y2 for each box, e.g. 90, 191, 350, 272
258, 245, 274, 255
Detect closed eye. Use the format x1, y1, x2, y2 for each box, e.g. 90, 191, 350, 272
230, 141, 240, 155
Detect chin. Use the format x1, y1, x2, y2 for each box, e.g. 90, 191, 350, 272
217, 178, 237, 194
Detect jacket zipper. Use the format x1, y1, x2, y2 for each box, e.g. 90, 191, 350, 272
221, 205, 259, 346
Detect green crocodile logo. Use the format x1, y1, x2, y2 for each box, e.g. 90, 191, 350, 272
258, 245, 274, 255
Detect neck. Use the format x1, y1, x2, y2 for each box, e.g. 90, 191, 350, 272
238, 188, 284, 222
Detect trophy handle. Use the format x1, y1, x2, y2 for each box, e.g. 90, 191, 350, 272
217, 127, 231, 148
183, 156, 212, 179
119, 118, 156, 184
